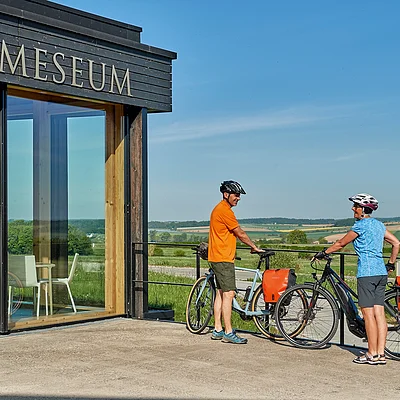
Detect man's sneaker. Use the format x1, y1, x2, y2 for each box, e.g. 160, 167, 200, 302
211, 329, 224, 340
222, 331, 248, 344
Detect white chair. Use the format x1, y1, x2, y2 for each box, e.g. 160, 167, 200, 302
43, 253, 79, 313
8, 255, 48, 317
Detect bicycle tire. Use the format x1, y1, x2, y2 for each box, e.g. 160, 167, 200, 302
8, 271, 24, 315
186, 276, 215, 334
251, 285, 281, 339
275, 283, 339, 349
384, 289, 400, 360
251, 285, 306, 340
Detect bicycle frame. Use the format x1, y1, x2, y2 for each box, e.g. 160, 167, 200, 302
307, 260, 360, 321
195, 251, 274, 318
231, 265, 266, 317
310, 259, 399, 328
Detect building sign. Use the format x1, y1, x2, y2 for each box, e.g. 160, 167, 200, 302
0, 39, 132, 97
0, 4, 176, 111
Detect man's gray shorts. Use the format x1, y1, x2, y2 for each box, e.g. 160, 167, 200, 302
357, 275, 387, 308
210, 262, 236, 292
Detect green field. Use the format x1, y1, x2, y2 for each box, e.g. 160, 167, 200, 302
154, 221, 400, 244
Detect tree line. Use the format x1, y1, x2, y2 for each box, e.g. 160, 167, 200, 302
8, 220, 94, 255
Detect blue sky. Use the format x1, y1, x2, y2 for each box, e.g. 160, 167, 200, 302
54, 0, 400, 221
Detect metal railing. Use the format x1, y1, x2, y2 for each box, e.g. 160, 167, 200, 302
131, 241, 394, 348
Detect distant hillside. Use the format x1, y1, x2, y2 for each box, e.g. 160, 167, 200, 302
149, 218, 335, 230
334, 216, 400, 227
12, 217, 400, 234
149, 216, 400, 230
69, 219, 105, 234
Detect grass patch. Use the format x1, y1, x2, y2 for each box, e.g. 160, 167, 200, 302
148, 271, 264, 332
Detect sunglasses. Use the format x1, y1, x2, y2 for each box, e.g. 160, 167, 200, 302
352, 203, 363, 209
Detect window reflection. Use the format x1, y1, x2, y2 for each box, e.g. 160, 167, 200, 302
7, 95, 106, 325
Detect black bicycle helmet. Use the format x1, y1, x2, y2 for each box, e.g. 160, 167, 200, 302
219, 180, 246, 195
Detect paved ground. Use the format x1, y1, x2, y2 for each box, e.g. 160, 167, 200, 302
0, 318, 399, 400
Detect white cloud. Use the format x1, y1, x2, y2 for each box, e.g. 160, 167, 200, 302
149, 103, 364, 144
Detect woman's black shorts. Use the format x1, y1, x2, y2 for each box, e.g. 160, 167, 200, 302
357, 275, 387, 308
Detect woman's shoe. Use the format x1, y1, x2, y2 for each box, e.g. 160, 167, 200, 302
377, 354, 387, 365
353, 353, 379, 365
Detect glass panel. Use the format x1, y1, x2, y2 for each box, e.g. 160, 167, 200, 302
7, 94, 106, 325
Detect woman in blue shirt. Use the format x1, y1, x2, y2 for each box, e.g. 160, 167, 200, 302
314, 194, 399, 365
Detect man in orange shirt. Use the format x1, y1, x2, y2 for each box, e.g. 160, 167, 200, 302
208, 180, 263, 344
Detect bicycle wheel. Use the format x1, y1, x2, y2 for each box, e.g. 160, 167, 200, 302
186, 276, 215, 334
275, 283, 339, 349
251, 285, 306, 340
384, 289, 400, 360
8, 271, 24, 315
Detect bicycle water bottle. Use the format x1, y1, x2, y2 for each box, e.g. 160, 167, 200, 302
243, 286, 251, 302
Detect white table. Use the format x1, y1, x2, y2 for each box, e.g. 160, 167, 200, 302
36, 263, 55, 315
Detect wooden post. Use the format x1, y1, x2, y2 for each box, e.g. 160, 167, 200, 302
127, 106, 148, 318
105, 104, 125, 314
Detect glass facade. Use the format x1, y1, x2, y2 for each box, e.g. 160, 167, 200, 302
7, 92, 107, 327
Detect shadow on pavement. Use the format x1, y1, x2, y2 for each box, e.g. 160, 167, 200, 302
0, 397, 245, 400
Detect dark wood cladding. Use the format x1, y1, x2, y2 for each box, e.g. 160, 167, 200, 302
0, 0, 176, 112
0, 0, 142, 43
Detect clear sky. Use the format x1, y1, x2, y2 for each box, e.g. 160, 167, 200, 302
54, 0, 400, 221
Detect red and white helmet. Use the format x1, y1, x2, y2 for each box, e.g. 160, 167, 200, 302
349, 193, 379, 211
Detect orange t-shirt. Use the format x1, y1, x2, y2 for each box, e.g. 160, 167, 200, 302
208, 200, 239, 263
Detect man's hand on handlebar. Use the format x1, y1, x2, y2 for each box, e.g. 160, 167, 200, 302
250, 247, 265, 254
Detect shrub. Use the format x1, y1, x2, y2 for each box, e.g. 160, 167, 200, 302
152, 247, 164, 256
173, 249, 186, 257
270, 251, 300, 270
250, 249, 300, 272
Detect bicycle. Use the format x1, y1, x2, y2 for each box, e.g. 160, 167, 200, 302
185, 249, 306, 340
274, 255, 400, 360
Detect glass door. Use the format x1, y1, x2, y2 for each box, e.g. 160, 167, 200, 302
7, 92, 108, 327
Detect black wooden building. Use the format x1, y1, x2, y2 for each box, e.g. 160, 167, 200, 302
0, 0, 176, 333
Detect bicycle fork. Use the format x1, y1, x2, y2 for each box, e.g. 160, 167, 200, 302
303, 281, 321, 321
196, 275, 214, 309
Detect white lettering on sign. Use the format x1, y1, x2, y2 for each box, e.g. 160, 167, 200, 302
0, 40, 134, 97
0, 40, 28, 76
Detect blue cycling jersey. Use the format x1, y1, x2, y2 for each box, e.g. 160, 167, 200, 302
351, 218, 387, 278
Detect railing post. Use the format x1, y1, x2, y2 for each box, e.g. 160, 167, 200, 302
128, 242, 136, 318
196, 250, 201, 280
339, 253, 345, 346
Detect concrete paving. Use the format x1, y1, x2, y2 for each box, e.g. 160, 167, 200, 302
0, 318, 399, 400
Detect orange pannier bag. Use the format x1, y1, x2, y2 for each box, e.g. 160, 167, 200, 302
262, 268, 296, 303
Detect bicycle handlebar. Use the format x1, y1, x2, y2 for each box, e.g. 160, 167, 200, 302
310, 255, 332, 272
254, 250, 275, 258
